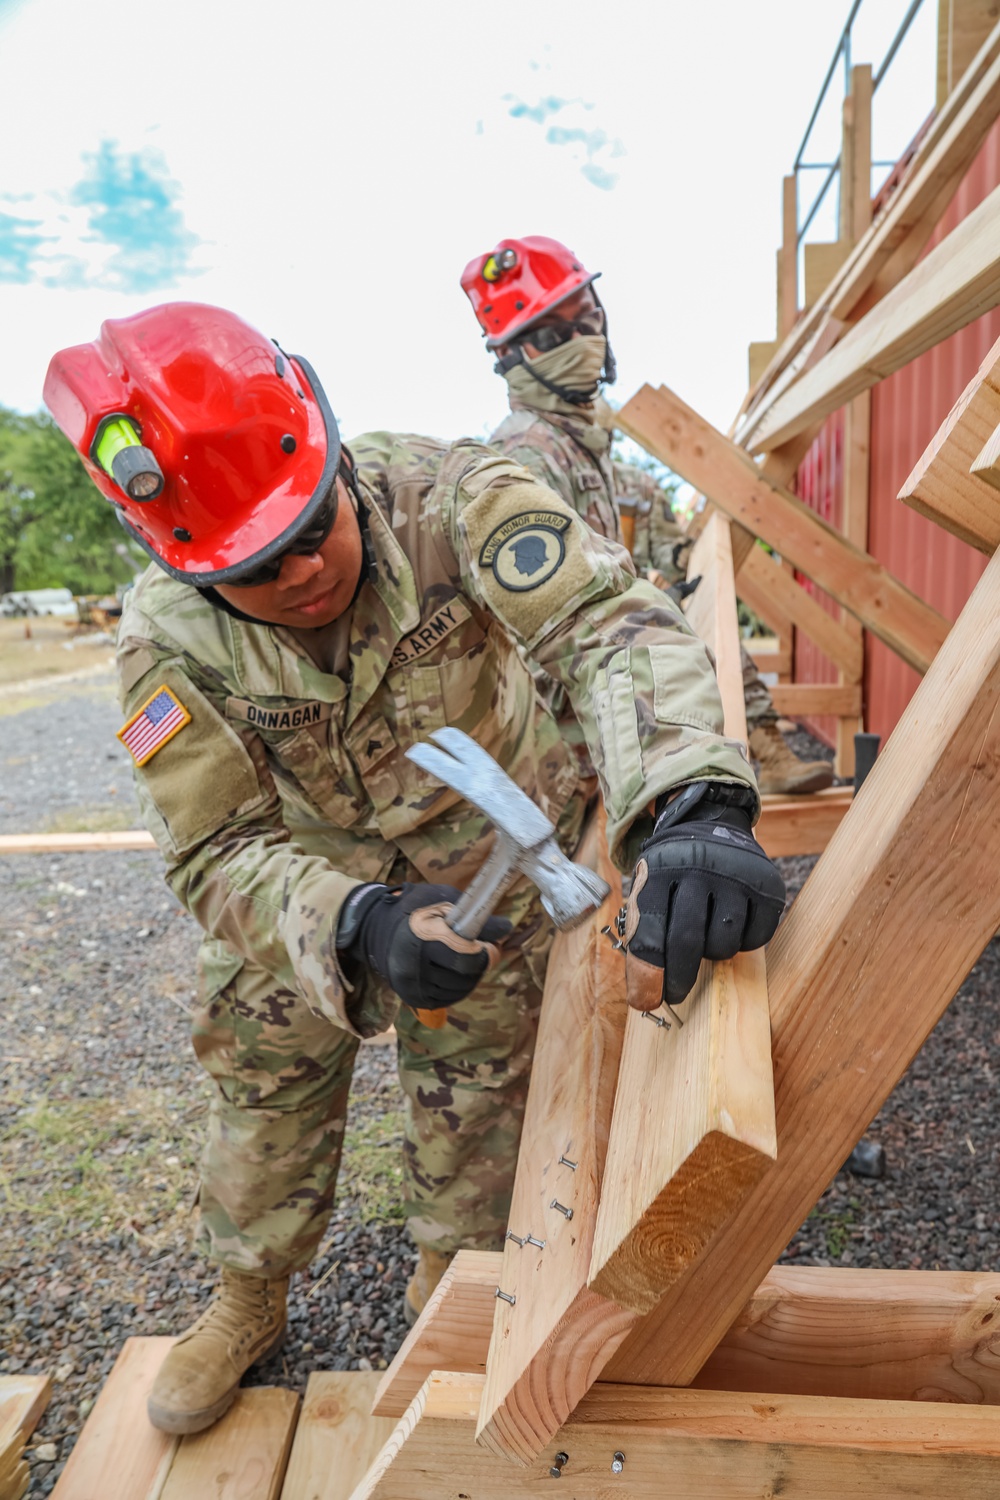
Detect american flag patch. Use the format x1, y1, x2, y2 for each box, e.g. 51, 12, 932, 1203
117, 685, 191, 767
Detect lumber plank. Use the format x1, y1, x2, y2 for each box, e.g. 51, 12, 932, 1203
747, 643, 792, 678
946, 1, 1000, 104
804, 242, 851, 310
739, 20, 1000, 435
0, 1374, 52, 1500
836, 392, 870, 777
472, 814, 636, 1462
161, 1387, 299, 1500
748, 340, 779, 388
604, 535, 1000, 1389
619, 384, 949, 674
370, 1258, 1000, 1417
695, 1266, 1000, 1404
51, 1337, 176, 1500
587, 949, 776, 1315
683, 512, 748, 741
354, 1372, 1000, 1499
754, 786, 853, 859
279, 1373, 392, 1500
746, 179, 1000, 455
738, 544, 863, 681
898, 330, 1000, 551
779, 175, 798, 339
0, 831, 156, 854
767, 683, 862, 717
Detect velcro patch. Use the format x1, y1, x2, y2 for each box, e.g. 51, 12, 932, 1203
575, 469, 604, 492
390, 599, 471, 668
479, 510, 571, 593
117, 685, 191, 766
225, 698, 334, 732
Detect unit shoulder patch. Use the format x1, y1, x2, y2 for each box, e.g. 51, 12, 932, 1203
117, 685, 191, 766
478, 510, 571, 593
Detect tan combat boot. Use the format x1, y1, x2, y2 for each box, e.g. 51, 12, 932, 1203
147, 1268, 288, 1434
404, 1248, 454, 1327
748, 723, 834, 796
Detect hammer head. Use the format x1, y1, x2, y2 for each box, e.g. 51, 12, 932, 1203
405, 727, 609, 930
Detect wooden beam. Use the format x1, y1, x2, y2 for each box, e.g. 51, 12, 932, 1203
0, 1374, 52, 1500
738, 544, 864, 681
740, 22, 1000, 435
619, 384, 949, 675
804, 242, 851, 310
0, 830, 156, 854
356, 1373, 1000, 1499
898, 330, 1000, 551
768, 683, 862, 717
755, 786, 853, 858
603, 536, 1000, 1390
779, 175, 798, 339
746, 180, 1000, 455
747, 643, 793, 678
279, 1373, 394, 1500
947, 1, 1000, 103
373, 1251, 500, 1418
587, 948, 776, 1315
473, 815, 636, 1462
683, 512, 748, 741
749, 339, 779, 387
837, 392, 871, 778
374, 1256, 1000, 1419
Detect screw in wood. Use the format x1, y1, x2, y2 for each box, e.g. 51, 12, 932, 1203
550, 1199, 574, 1220
506, 1230, 526, 1247
611, 1451, 626, 1473
641, 1009, 671, 1029
494, 1287, 516, 1306
525, 1234, 546, 1249
558, 1154, 578, 1170
549, 1451, 569, 1478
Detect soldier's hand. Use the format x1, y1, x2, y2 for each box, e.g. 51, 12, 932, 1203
620, 783, 785, 1012
336, 882, 512, 1010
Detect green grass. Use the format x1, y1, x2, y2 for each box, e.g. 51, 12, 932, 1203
808, 1199, 861, 1259
339, 1107, 406, 1225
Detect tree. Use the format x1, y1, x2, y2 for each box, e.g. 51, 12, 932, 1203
0, 406, 145, 596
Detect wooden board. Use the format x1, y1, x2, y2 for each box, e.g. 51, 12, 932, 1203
603, 536, 1000, 1390
618, 384, 950, 675
683, 511, 748, 741
161, 1387, 299, 1500
767, 683, 862, 718
804, 241, 851, 310
355, 1373, 1000, 1499
0, 830, 156, 854
587, 950, 776, 1315
898, 330, 1000, 551
747, 643, 792, 678
748, 340, 779, 388
372, 1252, 500, 1419
51, 1338, 177, 1500
473, 814, 636, 1462
754, 786, 853, 859
372, 1256, 1000, 1418
0, 1374, 52, 1500
746, 180, 1000, 455
738, 544, 863, 681
695, 1266, 1000, 1404
739, 21, 1000, 436
280, 1373, 393, 1500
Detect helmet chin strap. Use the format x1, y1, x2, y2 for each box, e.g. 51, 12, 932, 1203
493, 343, 599, 406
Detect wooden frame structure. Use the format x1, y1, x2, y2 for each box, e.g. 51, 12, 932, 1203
28, 9, 1000, 1497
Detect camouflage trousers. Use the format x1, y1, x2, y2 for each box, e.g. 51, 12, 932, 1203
190, 890, 554, 1277
741, 644, 778, 731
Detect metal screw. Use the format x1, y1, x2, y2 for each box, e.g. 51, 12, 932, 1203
495, 1287, 516, 1306
611, 1450, 626, 1474
506, 1231, 525, 1247
642, 1009, 671, 1029
550, 1199, 574, 1220
549, 1451, 569, 1478
525, 1234, 546, 1249
558, 1155, 578, 1171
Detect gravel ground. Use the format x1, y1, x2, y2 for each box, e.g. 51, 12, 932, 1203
2, 673, 997, 1494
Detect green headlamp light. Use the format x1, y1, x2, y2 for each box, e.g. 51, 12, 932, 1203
92, 415, 165, 502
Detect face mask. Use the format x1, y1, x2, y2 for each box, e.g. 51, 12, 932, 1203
503, 335, 611, 421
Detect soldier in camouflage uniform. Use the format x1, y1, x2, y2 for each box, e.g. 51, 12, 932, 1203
45, 303, 784, 1435
462, 237, 833, 796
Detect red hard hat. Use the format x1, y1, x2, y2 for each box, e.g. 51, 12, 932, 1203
460, 236, 599, 348
43, 302, 340, 587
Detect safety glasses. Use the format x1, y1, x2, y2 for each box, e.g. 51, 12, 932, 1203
519, 302, 606, 353
227, 485, 339, 588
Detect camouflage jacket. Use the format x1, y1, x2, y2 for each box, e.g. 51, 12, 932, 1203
489, 408, 625, 548
612, 462, 686, 580
116, 434, 754, 1037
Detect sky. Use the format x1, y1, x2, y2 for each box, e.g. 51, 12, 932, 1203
0, 0, 937, 445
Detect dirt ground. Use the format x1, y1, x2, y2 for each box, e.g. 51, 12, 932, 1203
1, 669, 998, 1496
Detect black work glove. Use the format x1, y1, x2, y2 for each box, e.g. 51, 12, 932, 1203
336, 882, 512, 1011
665, 574, 701, 607
620, 783, 785, 1011
671, 536, 694, 574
